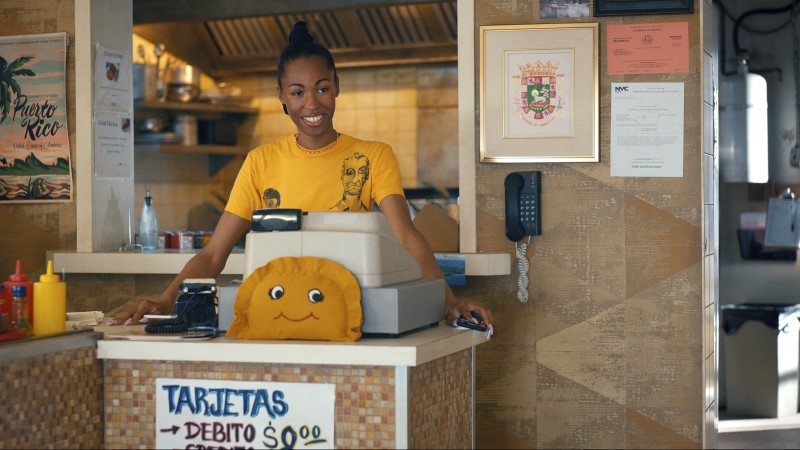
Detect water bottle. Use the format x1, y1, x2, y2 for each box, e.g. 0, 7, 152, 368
138, 185, 158, 250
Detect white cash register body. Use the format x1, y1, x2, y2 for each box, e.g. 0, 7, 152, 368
220, 212, 445, 335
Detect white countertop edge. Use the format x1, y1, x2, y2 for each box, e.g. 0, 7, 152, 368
49, 251, 510, 276
0, 329, 100, 364
49, 251, 244, 275
97, 325, 490, 367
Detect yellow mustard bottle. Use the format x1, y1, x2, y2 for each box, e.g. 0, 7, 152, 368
33, 260, 66, 336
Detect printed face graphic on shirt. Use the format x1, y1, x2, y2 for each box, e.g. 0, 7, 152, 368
263, 188, 281, 209
331, 153, 370, 211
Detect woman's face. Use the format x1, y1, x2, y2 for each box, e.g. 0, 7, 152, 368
278, 56, 339, 148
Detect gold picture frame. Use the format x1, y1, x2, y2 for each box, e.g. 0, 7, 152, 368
479, 23, 599, 163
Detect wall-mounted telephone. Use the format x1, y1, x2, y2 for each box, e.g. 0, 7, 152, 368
504, 171, 541, 304
504, 171, 541, 242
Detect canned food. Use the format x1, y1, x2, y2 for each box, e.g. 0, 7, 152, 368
193, 231, 212, 249
158, 232, 168, 249
168, 231, 179, 249
177, 231, 194, 251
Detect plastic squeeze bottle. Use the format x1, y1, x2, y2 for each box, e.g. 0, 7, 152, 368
138, 185, 158, 250
4, 260, 34, 329
33, 260, 66, 336
11, 285, 31, 336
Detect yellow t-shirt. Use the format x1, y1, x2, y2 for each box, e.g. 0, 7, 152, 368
225, 134, 405, 220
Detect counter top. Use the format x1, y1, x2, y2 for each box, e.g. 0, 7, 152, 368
0, 329, 101, 364
97, 324, 489, 367
49, 250, 510, 276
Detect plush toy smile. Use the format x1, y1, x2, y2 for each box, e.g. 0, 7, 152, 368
227, 256, 362, 341
274, 311, 319, 322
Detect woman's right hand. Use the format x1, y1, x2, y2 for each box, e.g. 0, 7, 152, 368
107, 299, 173, 326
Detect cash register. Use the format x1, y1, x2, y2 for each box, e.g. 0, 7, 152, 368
219, 210, 445, 336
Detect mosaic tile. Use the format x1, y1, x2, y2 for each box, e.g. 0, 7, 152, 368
0, 346, 103, 448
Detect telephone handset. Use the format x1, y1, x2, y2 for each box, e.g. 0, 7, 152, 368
504, 171, 541, 242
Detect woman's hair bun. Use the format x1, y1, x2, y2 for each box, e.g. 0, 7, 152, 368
288, 21, 314, 45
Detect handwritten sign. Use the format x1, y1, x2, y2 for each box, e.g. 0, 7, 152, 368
156, 378, 335, 449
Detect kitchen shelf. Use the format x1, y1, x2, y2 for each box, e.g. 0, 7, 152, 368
135, 143, 246, 156
134, 143, 247, 176
134, 99, 258, 115
48, 251, 510, 276
134, 99, 258, 175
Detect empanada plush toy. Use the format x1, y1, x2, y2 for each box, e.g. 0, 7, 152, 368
227, 256, 362, 341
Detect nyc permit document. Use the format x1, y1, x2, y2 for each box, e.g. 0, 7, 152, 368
610, 82, 684, 177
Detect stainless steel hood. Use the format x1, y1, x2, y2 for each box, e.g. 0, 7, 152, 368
133, 0, 457, 79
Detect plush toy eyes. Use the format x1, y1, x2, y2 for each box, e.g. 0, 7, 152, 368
269, 285, 284, 300
308, 289, 324, 303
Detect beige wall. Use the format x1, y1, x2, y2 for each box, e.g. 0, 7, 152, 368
454, 1, 711, 448
1, 1, 717, 449
0, 0, 77, 281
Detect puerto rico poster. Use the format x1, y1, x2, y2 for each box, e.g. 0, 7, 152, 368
0, 32, 71, 203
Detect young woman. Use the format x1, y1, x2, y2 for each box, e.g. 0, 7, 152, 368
112, 22, 494, 333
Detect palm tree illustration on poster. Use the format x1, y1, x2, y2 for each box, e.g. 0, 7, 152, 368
0, 32, 71, 203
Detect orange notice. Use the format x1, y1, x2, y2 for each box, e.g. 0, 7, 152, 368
607, 22, 689, 75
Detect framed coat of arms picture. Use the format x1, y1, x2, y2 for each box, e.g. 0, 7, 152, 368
479, 23, 598, 163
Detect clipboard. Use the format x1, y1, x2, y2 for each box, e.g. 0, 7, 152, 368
764, 196, 800, 248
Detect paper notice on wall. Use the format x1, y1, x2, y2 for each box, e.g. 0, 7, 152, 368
94, 43, 131, 112
764, 197, 800, 248
606, 22, 689, 75
94, 111, 132, 177
610, 82, 684, 177
0, 32, 72, 203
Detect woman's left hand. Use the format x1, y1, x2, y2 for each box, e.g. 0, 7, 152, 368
446, 300, 495, 337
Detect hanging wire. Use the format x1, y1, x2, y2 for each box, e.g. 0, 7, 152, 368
732, 0, 799, 56
515, 236, 531, 303
717, 0, 797, 76
716, 0, 799, 35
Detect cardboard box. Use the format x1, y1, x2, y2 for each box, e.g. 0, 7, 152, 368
413, 204, 459, 252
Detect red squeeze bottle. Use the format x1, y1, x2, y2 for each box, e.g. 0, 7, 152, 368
4, 260, 34, 328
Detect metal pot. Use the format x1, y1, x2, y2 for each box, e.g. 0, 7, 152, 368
166, 84, 200, 102
166, 65, 202, 102
135, 116, 165, 133
133, 63, 158, 101
173, 115, 198, 145
167, 64, 201, 86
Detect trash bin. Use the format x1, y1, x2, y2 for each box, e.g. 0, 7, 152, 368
722, 303, 800, 418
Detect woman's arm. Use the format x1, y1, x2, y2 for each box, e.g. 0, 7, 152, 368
110, 211, 251, 325
378, 194, 494, 328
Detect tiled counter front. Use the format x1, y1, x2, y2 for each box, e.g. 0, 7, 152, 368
0, 330, 104, 449
104, 351, 471, 448
408, 348, 472, 447
99, 326, 484, 449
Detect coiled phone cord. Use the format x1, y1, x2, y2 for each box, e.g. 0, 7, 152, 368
515, 236, 531, 303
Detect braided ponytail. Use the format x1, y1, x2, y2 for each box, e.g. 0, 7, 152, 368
277, 21, 338, 90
